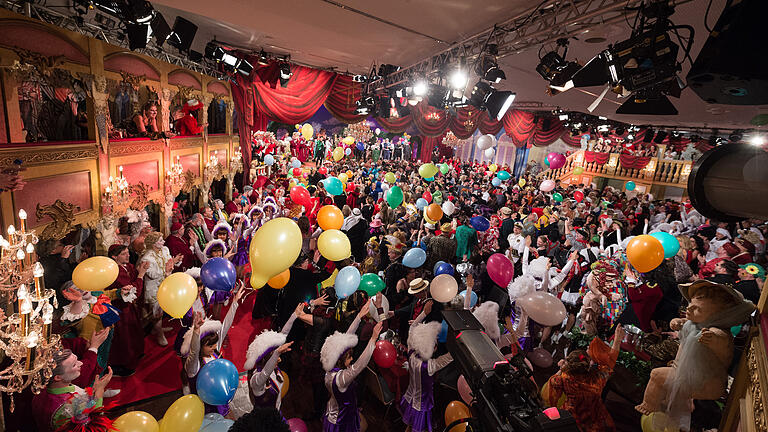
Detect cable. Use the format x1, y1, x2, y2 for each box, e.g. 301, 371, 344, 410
703, 0, 715, 33
670, 24, 695, 65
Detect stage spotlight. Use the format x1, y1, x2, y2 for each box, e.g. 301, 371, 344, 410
126, 0, 154, 23
279, 62, 292, 86
126, 23, 149, 50
221, 52, 239, 67
749, 135, 765, 146
426, 84, 449, 108
150, 12, 171, 46
486, 89, 515, 120
730, 130, 744, 142
558, 113, 569, 121
236, 58, 253, 76
205, 41, 224, 61
352, 75, 367, 83
257, 50, 270, 66
537, 38, 580, 92
616, 94, 678, 115
413, 80, 428, 97
167, 16, 197, 52
450, 68, 468, 89
479, 57, 506, 83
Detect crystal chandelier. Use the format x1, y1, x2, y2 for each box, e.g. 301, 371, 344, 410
205, 151, 222, 182
442, 131, 459, 147
103, 165, 131, 213
230, 148, 243, 174
0, 209, 60, 411
165, 156, 184, 193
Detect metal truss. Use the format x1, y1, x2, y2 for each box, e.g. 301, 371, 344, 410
371, 0, 693, 91
0, 0, 226, 80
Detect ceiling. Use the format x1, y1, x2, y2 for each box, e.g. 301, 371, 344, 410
149, 0, 767, 130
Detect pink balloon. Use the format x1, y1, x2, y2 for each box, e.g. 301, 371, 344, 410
430, 274, 458, 303
457, 375, 473, 405
539, 179, 555, 192
287, 418, 308, 432
487, 253, 514, 287
516, 291, 566, 326
547, 152, 566, 170
527, 347, 553, 368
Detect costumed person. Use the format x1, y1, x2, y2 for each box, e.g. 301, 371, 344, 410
124, 101, 160, 138
174, 99, 206, 135
320, 303, 383, 432
229, 213, 252, 279
165, 222, 195, 271
184, 283, 246, 415
401, 301, 454, 432
635, 280, 755, 431
578, 258, 627, 337
140, 231, 183, 346
31, 350, 113, 432
735, 262, 764, 303
106, 244, 147, 377
545, 325, 625, 432
48, 388, 116, 432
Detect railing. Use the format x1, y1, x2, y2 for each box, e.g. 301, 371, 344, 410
541, 150, 693, 187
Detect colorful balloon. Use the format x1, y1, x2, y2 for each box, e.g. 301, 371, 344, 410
291, 159, 301, 169
430, 274, 458, 303
476, 134, 494, 150
292, 167, 302, 177
650, 231, 681, 259
516, 291, 567, 326
384, 172, 396, 183
359, 273, 385, 296
317, 205, 344, 230
264, 154, 275, 166
318, 166, 328, 175
286, 418, 308, 432
573, 166, 584, 175
442, 201, 456, 216
540, 179, 555, 192
625, 181, 636, 191
300, 123, 313, 140
418, 163, 439, 179
345, 148, 352, 156
290, 186, 310, 208
324, 177, 344, 195
491, 177, 501, 187
459, 289, 477, 308
426, 203, 443, 221
373, 340, 396, 368
518, 178, 526, 187
318, 229, 351, 261
113, 411, 159, 432
416, 198, 429, 210
487, 253, 514, 287
72, 256, 119, 291
527, 347, 553, 368
470, 216, 490, 232
488, 163, 498, 173
160, 395, 204, 432
332, 147, 344, 161
435, 262, 454, 276
552, 192, 563, 203
544, 157, 550, 167
335, 266, 361, 299
157, 272, 197, 318
444, 400, 470, 432
403, 247, 427, 268
497, 170, 511, 180
338, 173, 348, 183
573, 190, 584, 202
386, 186, 404, 208
196, 358, 239, 405
249, 218, 302, 289
267, 269, 290, 289
342, 136, 355, 145
422, 191, 432, 202
200, 257, 237, 292
626, 235, 665, 273
440, 163, 450, 174
547, 152, 566, 170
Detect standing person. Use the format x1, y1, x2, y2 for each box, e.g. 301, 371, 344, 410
455, 216, 478, 262
426, 223, 457, 272
140, 232, 183, 346
38, 239, 76, 305
106, 245, 147, 377
401, 302, 453, 432
320, 304, 383, 432
165, 222, 195, 271
342, 208, 369, 263
498, 207, 515, 251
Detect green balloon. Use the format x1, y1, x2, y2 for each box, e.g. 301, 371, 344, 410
386, 186, 404, 208
439, 163, 449, 174
359, 273, 384, 296
433, 190, 443, 205
553, 192, 563, 202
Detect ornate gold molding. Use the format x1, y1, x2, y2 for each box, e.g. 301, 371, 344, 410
109, 140, 164, 155
747, 338, 768, 432
34, 199, 78, 241
0, 148, 98, 167
129, 181, 152, 210
170, 138, 204, 149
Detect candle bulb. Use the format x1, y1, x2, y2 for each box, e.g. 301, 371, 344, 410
119, 165, 124, 178
24, 242, 34, 267
18, 284, 31, 336
25, 331, 39, 371
7, 224, 15, 243
16, 248, 25, 271
33, 261, 45, 298
42, 302, 53, 342
18, 209, 27, 232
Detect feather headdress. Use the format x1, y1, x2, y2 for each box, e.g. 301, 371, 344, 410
245, 330, 287, 370
320, 331, 358, 372
408, 321, 441, 360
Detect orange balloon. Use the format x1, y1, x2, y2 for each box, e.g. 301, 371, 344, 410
346, 170, 353, 178
444, 400, 470, 432
267, 269, 290, 289
426, 203, 443, 222
317, 205, 344, 230
626, 234, 665, 273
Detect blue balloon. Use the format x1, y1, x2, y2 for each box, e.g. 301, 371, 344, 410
625, 181, 636, 191
438, 320, 448, 343
433, 260, 446, 274
491, 177, 501, 187
435, 262, 454, 276
650, 231, 680, 259
196, 358, 239, 406
291, 159, 301, 169
200, 257, 237, 292
470, 216, 490, 232
416, 198, 429, 211
335, 266, 361, 299
200, 414, 235, 432
459, 289, 478, 308
403, 247, 427, 268
324, 177, 344, 195
345, 148, 352, 155
264, 154, 275, 166
497, 171, 511, 180
425, 176, 434, 182
356, 142, 365, 151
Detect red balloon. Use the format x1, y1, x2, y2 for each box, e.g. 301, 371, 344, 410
318, 166, 328, 175
346, 182, 356, 192
292, 167, 302, 177
373, 340, 396, 369
290, 186, 310, 208
423, 191, 432, 203
487, 253, 514, 287
573, 190, 584, 203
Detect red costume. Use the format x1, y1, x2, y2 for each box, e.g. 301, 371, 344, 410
107, 263, 145, 371
175, 100, 204, 136
165, 233, 195, 271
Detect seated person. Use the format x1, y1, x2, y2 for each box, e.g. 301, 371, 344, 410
174, 99, 208, 136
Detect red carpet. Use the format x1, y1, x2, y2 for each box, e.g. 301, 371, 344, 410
110, 291, 270, 407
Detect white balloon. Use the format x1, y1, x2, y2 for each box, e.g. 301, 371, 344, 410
375, 128, 381, 135
476, 134, 493, 150
442, 201, 456, 216
484, 147, 495, 158
369, 294, 390, 322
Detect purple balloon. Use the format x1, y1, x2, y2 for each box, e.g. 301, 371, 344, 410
487, 253, 514, 287
287, 418, 308, 432
470, 216, 490, 232
200, 257, 237, 292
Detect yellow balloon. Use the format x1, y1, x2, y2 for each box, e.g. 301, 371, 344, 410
321, 268, 338, 288
157, 272, 197, 318
333, 147, 344, 162
338, 173, 348, 183
342, 136, 355, 145
249, 217, 302, 288
280, 370, 289, 398
640, 412, 676, 432
317, 229, 351, 261
301, 123, 314, 140
488, 164, 498, 173
160, 395, 204, 432
519, 178, 526, 187
72, 256, 119, 291
114, 411, 159, 432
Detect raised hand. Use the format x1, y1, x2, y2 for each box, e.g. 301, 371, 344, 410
89, 327, 110, 350
371, 321, 384, 340
277, 341, 294, 354
310, 294, 329, 308
193, 311, 204, 330
357, 299, 372, 320
423, 299, 434, 316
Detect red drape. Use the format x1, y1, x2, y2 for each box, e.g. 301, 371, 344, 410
376, 114, 413, 133
251, 62, 337, 124
502, 110, 536, 147
448, 107, 480, 139
324, 75, 366, 124
412, 103, 450, 137
532, 118, 567, 147
477, 111, 503, 136
584, 151, 610, 165
619, 154, 652, 170
419, 134, 446, 162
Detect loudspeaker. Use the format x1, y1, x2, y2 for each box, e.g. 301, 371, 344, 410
168, 16, 198, 52
150, 12, 171, 46
687, 0, 768, 105
126, 23, 148, 50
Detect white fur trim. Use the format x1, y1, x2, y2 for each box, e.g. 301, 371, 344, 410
231, 213, 250, 228
408, 321, 441, 360
181, 320, 222, 357
212, 221, 233, 235
204, 239, 228, 256
61, 302, 89, 322
186, 267, 201, 279
320, 331, 358, 372
508, 274, 535, 301
653, 223, 673, 233
473, 302, 500, 341
245, 330, 287, 370
247, 206, 264, 219
527, 257, 549, 279
121, 286, 138, 303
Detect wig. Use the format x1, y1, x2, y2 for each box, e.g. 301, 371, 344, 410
407, 321, 441, 360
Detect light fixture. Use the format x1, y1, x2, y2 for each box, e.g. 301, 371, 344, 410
167, 16, 198, 53
235, 58, 253, 76
413, 80, 428, 97
558, 113, 569, 121
469, 80, 516, 120
279, 62, 292, 86
536, 39, 581, 93
627, 133, 635, 140
749, 134, 765, 146
257, 50, 270, 66
449, 68, 468, 90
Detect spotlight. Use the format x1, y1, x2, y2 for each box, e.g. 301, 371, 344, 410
627, 133, 635, 140
236, 58, 253, 76
536, 38, 580, 92
352, 75, 368, 83
558, 113, 569, 121
205, 41, 225, 62
749, 134, 765, 146
413, 80, 428, 97
426, 84, 449, 108
478, 56, 506, 83
167, 16, 198, 52
221, 52, 239, 67
729, 130, 744, 142
126, 23, 149, 50
126, 0, 154, 23
257, 50, 269, 66
450, 68, 468, 90
149, 12, 171, 46
279, 62, 292, 87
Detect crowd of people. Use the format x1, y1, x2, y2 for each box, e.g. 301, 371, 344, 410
24, 140, 767, 432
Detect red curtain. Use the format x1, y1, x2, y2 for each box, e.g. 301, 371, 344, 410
477, 111, 503, 136
411, 103, 450, 137
376, 114, 413, 133
419, 134, 446, 162
532, 118, 567, 147
502, 110, 536, 147
619, 154, 652, 170
448, 107, 480, 139
324, 75, 366, 124
251, 62, 337, 124
584, 151, 610, 165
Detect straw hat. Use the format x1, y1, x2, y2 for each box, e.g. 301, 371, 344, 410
408, 278, 428, 294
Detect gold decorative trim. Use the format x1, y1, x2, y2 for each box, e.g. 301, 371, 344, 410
35, 199, 78, 241
0, 148, 98, 167
170, 138, 204, 149
109, 141, 164, 155
748, 337, 768, 432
